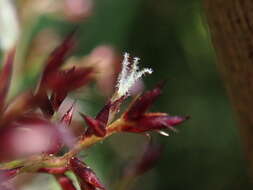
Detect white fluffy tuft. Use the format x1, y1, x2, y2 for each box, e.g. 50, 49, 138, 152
115, 53, 153, 98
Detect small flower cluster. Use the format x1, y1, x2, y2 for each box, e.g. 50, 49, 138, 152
0, 32, 188, 190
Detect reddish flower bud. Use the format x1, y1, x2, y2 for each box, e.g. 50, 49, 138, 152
56, 174, 77, 190
95, 97, 125, 125
46, 67, 93, 93
51, 91, 68, 111
95, 101, 112, 125
69, 157, 106, 190
124, 83, 164, 120
36, 31, 78, 112
121, 83, 188, 135
80, 113, 106, 137
80, 97, 126, 137
48, 67, 93, 110
61, 104, 74, 126
122, 113, 189, 133
35, 89, 54, 118
41, 31, 76, 85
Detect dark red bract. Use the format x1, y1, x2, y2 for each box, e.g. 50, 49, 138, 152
61, 104, 75, 126
122, 84, 188, 134
40, 31, 76, 85
122, 113, 188, 133
80, 113, 106, 137
69, 157, 106, 190
57, 175, 77, 190
125, 84, 163, 120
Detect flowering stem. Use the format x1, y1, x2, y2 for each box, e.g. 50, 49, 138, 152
63, 118, 124, 159
0, 118, 125, 174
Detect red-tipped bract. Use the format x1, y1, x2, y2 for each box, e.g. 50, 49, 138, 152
69, 157, 106, 190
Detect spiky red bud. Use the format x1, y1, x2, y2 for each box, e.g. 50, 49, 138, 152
80, 113, 106, 137
125, 84, 163, 120
61, 104, 74, 126
69, 157, 106, 190
122, 113, 189, 133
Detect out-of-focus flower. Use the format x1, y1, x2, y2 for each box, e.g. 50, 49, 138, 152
63, 0, 93, 22
19, 0, 93, 23
0, 184, 15, 190
19, 0, 60, 22
124, 142, 163, 177
89, 45, 120, 96
0, 0, 19, 50
0, 115, 61, 161
24, 29, 62, 73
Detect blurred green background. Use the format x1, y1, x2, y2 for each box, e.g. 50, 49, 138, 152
1, 0, 253, 189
